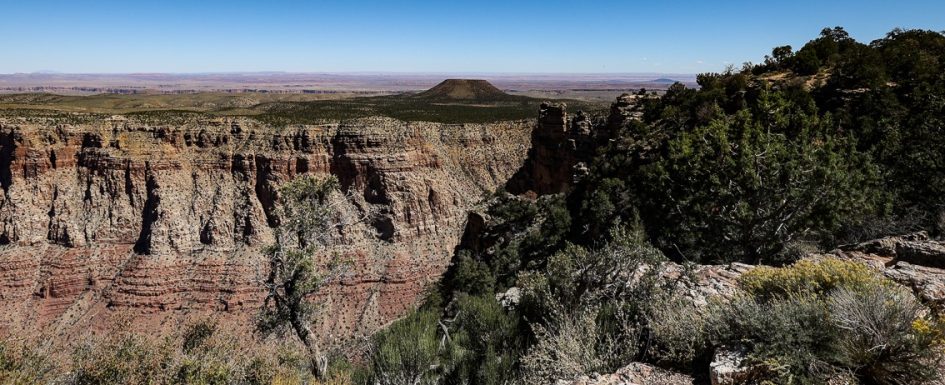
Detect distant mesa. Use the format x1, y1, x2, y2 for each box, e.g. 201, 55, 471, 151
414, 79, 516, 102
650, 78, 678, 84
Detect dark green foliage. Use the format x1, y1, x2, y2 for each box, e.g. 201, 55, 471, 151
570, 118, 659, 242
442, 193, 570, 295
252, 96, 534, 125
782, 26, 858, 75
519, 227, 665, 313
791, 48, 822, 75
363, 309, 448, 385
574, 27, 945, 261
832, 43, 887, 89
447, 251, 496, 296
580, 82, 884, 263
802, 28, 945, 234
770, 45, 793, 65
361, 293, 526, 385
253, 96, 600, 125
251, 95, 607, 125
443, 294, 527, 385
643, 91, 882, 262
182, 320, 217, 353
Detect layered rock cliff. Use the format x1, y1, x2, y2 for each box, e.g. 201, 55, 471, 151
0, 115, 533, 343
505, 95, 635, 195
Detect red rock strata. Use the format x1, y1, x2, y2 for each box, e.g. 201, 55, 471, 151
0, 115, 533, 344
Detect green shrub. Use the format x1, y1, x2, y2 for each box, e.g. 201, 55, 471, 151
518, 227, 664, 383
520, 310, 626, 385
645, 296, 713, 369
709, 259, 943, 384
175, 357, 234, 385
182, 319, 218, 353
642, 258, 945, 383
364, 309, 447, 385
710, 294, 834, 383
174, 320, 240, 385
708, 286, 945, 384
520, 226, 665, 315
241, 346, 317, 385
447, 251, 495, 296
61, 318, 319, 385
441, 193, 538, 296
71, 332, 174, 385
829, 286, 942, 384
445, 294, 525, 385
0, 341, 54, 385
790, 48, 822, 75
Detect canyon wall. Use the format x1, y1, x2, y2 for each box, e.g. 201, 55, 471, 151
0, 115, 533, 344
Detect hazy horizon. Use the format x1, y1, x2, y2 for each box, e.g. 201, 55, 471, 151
0, 71, 699, 95
3, 0, 943, 74
3, 71, 700, 76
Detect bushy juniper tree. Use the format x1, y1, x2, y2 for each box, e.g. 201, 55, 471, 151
257, 175, 349, 378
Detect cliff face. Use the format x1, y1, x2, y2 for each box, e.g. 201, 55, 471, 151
505, 97, 631, 195
0, 115, 533, 342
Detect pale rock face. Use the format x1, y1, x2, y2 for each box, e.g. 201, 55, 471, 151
709, 348, 750, 385
0, 116, 533, 343
555, 362, 693, 385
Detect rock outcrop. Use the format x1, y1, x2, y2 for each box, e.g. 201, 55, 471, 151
0, 115, 533, 343
555, 363, 693, 385
505, 102, 614, 195
709, 348, 753, 385
655, 232, 945, 311
821, 232, 945, 309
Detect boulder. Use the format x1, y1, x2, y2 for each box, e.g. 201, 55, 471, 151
496, 287, 521, 309
829, 232, 945, 309
896, 240, 945, 268
709, 347, 754, 385
556, 362, 693, 385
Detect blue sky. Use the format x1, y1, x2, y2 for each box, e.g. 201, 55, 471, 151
1, 0, 943, 74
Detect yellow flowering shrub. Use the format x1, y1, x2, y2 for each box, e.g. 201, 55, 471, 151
739, 258, 889, 300
913, 318, 945, 349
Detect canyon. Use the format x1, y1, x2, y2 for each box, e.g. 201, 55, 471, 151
0, 112, 545, 345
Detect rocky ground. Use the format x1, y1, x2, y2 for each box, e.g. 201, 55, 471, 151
556, 232, 945, 385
